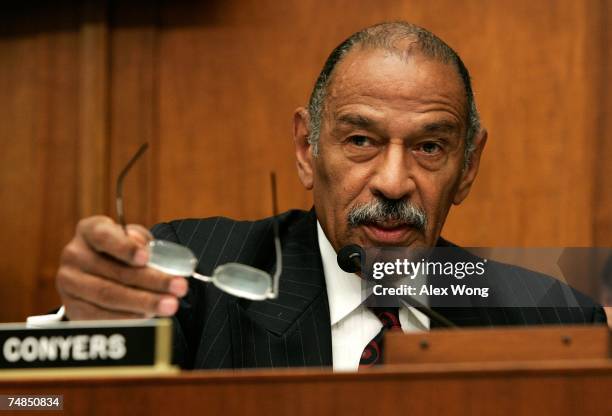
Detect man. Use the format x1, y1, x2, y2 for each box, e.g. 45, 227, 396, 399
53, 22, 606, 371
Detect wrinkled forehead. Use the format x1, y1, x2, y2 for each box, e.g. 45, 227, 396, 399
324, 46, 468, 122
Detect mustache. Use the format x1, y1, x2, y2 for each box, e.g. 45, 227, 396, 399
347, 198, 428, 232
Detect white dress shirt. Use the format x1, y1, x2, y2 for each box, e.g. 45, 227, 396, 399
317, 222, 429, 371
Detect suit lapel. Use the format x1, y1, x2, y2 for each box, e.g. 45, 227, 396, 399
228, 209, 333, 367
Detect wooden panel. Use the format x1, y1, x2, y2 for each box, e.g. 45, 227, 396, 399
0, 2, 81, 322
0, 0, 609, 322
79, 0, 110, 218
591, 0, 612, 246
156, 0, 327, 222
1, 362, 611, 415
107, 1, 159, 227
396, 0, 606, 246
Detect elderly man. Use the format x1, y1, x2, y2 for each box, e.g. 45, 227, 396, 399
54, 22, 606, 371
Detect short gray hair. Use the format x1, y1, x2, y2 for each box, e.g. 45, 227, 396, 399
307, 21, 480, 166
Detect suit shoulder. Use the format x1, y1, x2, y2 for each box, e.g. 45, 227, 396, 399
491, 261, 600, 307
437, 240, 600, 309
151, 209, 311, 245
435, 241, 604, 323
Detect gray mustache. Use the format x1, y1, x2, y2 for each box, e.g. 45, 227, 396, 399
347, 198, 428, 232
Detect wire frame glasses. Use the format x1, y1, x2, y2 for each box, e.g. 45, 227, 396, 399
116, 143, 281, 300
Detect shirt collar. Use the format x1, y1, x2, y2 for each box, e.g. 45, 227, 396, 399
317, 221, 367, 326
317, 221, 430, 329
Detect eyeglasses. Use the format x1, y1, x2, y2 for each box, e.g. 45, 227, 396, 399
116, 143, 282, 300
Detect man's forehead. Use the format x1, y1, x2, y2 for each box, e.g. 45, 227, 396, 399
329, 47, 464, 97
334, 112, 461, 133
323, 47, 468, 126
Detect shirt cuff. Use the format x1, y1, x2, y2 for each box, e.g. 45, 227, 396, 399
26, 306, 66, 328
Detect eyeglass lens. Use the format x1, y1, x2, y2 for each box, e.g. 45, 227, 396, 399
147, 242, 273, 301
118, 144, 279, 301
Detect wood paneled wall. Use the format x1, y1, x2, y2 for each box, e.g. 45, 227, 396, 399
0, 0, 610, 322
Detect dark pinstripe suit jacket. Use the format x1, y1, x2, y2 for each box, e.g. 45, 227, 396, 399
151, 209, 606, 370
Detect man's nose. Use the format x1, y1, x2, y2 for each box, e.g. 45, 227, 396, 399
369, 143, 416, 200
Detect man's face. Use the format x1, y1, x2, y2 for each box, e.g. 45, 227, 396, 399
294, 47, 486, 252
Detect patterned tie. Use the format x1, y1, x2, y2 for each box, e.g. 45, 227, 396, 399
359, 307, 402, 368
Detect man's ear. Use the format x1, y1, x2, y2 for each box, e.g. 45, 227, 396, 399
453, 129, 488, 205
293, 107, 314, 190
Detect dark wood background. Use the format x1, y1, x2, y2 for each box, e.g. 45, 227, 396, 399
0, 0, 610, 322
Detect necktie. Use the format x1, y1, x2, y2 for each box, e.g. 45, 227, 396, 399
359, 307, 402, 368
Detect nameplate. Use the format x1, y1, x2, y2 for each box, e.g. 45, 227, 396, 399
0, 319, 172, 372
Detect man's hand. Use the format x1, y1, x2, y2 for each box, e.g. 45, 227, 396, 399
56, 216, 188, 320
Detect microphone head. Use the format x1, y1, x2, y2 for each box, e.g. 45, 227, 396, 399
337, 244, 364, 273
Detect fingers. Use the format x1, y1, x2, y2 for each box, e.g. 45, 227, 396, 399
57, 215, 189, 321
62, 293, 147, 321
58, 266, 180, 317
76, 216, 148, 266
62, 240, 187, 296
126, 224, 153, 246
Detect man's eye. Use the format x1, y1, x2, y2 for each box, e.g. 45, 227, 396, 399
347, 135, 372, 147
419, 142, 442, 154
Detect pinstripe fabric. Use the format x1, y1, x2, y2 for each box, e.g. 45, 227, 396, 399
152, 209, 331, 369
429, 238, 606, 329
151, 209, 606, 369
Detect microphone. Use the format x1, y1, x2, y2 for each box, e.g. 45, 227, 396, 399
337, 244, 364, 273
337, 245, 457, 328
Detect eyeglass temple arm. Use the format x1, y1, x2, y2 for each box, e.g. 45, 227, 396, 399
115, 143, 149, 233
269, 172, 281, 299
269, 222, 282, 298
